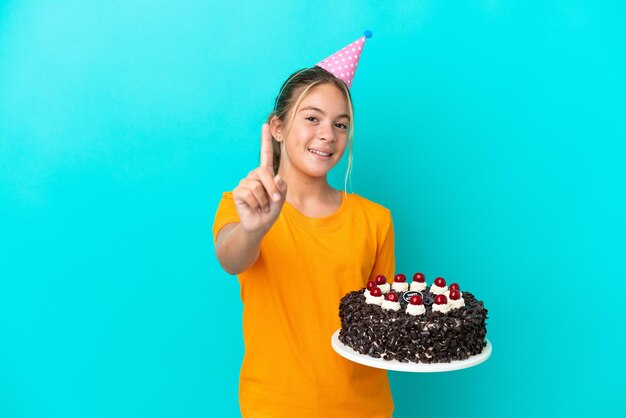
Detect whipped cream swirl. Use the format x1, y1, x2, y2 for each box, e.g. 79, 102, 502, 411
378, 283, 391, 294
391, 282, 408, 292
430, 284, 448, 295
449, 296, 465, 310
432, 302, 450, 314
406, 304, 426, 316
381, 300, 401, 311
364, 292, 383, 306
410, 281, 427, 291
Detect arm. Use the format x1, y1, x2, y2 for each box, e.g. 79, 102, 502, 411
215, 223, 265, 275
214, 123, 287, 275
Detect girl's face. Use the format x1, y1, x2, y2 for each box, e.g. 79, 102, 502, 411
278, 83, 350, 180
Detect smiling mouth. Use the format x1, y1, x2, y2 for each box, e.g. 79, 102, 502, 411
308, 148, 333, 157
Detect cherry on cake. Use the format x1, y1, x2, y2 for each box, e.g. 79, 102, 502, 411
391, 274, 408, 292
409, 272, 427, 291
375, 274, 390, 294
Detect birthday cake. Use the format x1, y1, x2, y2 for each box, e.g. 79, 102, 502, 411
338, 273, 488, 363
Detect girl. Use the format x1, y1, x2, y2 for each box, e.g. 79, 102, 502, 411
213, 35, 395, 418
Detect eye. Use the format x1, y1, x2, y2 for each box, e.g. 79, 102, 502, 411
305, 116, 318, 122
335, 123, 348, 130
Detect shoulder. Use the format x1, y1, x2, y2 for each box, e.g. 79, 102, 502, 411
213, 191, 240, 240
216, 191, 235, 207
345, 193, 392, 221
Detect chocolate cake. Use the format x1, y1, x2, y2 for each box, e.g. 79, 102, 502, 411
338, 273, 488, 364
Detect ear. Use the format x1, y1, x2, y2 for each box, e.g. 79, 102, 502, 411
269, 115, 284, 142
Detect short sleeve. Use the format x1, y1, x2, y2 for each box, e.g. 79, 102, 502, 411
212, 192, 241, 242
368, 210, 395, 282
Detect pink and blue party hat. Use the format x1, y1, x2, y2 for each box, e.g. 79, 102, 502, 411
315, 30, 372, 89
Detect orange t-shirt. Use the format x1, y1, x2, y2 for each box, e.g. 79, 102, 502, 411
213, 191, 395, 418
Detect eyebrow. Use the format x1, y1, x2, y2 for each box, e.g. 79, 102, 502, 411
299, 106, 351, 120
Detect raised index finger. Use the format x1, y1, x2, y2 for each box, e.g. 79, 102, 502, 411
260, 123, 273, 173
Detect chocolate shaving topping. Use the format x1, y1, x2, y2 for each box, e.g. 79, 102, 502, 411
338, 288, 488, 363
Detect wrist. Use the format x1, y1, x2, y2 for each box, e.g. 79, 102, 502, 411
238, 223, 268, 244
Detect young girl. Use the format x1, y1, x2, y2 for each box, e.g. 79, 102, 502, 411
213, 34, 395, 418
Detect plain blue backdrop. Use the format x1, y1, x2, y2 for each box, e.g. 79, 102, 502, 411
1, 1, 625, 417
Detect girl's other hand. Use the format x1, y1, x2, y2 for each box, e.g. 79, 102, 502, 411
232, 123, 287, 234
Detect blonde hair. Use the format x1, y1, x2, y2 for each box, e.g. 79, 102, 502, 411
266, 66, 355, 194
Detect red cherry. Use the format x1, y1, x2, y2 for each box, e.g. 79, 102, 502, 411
370, 287, 382, 297
434, 277, 446, 287
366, 280, 377, 291
409, 295, 423, 305
413, 272, 425, 283
375, 274, 387, 285
449, 290, 461, 300
386, 292, 398, 302
394, 274, 407, 283
434, 294, 447, 305
449, 283, 460, 291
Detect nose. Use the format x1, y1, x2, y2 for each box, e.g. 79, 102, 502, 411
318, 122, 336, 142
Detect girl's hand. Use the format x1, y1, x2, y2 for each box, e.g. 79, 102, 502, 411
232, 123, 287, 234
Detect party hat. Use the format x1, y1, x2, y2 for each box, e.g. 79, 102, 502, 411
315, 30, 372, 89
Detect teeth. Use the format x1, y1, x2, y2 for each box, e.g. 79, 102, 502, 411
309, 148, 331, 156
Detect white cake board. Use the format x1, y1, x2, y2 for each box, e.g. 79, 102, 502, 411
331, 329, 492, 373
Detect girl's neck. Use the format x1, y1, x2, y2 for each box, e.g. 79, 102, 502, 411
278, 167, 342, 217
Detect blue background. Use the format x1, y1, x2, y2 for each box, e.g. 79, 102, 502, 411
1, 1, 624, 417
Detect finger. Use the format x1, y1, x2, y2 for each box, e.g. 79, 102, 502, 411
242, 179, 271, 212
256, 167, 281, 202
233, 186, 262, 213
259, 123, 274, 174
